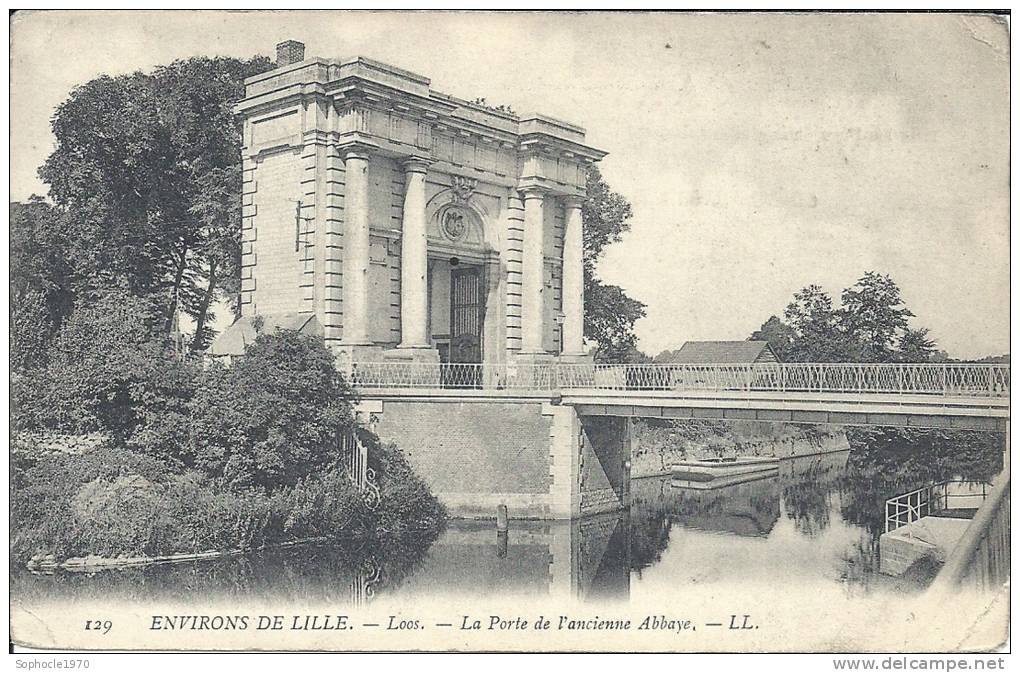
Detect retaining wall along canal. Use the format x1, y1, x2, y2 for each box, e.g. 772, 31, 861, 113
364, 397, 632, 519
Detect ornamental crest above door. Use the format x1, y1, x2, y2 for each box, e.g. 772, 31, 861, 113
450, 176, 477, 204
442, 210, 468, 241
429, 204, 486, 249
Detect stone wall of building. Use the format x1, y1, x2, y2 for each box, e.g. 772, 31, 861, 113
233, 51, 603, 363
243, 147, 307, 316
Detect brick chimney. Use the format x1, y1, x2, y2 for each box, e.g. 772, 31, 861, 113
276, 40, 305, 67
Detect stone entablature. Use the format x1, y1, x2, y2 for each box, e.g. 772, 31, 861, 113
236, 55, 603, 195
228, 41, 606, 366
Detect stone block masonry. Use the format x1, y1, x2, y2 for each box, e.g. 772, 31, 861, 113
373, 399, 556, 518
227, 42, 606, 367
368, 398, 632, 520
243, 148, 305, 316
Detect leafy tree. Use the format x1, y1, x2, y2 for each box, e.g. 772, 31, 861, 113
839, 272, 914, 362
11, 291, 53, 373
12, 293, 197, 464
749, 315, 797, 361
782, 284, 847, 361
584, 280, 646, 363
896, 327, 938, 363
752, 273, 936, 363
10, 198, 76, 371
582, 165, 646, 361
188, 330, 358, 490
39, 56, 273, 350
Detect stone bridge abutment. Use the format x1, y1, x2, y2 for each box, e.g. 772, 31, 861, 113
363, 396, 633, 520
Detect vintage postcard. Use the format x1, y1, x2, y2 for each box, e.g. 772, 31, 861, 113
8, 9, 1010, 655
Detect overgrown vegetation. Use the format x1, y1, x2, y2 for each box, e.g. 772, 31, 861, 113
11, 303, 445, 566
11, 440, 444, 566
8, 53, 450, 570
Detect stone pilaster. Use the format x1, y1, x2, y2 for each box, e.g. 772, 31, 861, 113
560, 194, 586, 357
322, 144, 345, 346
519, 188, 547, 355
340, 144, 373, 346
503, 190, 525, 354
239, 155, 258, 315
398, 157, 432, 351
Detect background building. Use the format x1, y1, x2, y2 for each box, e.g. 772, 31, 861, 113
656, 340, 781, 365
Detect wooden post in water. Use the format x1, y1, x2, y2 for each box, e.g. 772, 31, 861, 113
496, 504, 509, 532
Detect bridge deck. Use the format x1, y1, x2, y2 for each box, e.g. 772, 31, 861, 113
564, 390, 1008, 431
350, 362, 1009, 431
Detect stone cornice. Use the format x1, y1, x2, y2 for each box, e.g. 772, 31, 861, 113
338, 140, 380, 160
518, 134, 608, 163
239, 51, 608, 177
517, 177, 586, 199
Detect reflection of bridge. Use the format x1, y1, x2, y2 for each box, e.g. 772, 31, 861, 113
353, 362, 1009, 431
353, 362, 1008, 520
394, 517, 632, 603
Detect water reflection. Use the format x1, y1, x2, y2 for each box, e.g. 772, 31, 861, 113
13, 431, 1005, 608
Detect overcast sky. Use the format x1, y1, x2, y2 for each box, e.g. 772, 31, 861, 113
10, 11, 1010, 359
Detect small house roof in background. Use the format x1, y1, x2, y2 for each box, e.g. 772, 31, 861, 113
657, 340, 779, 364
208, 313, 323, 357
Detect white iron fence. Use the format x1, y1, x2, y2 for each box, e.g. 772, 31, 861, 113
885, 480, 991, 533
338, 430, 381, 510
348, 362, 1010, 398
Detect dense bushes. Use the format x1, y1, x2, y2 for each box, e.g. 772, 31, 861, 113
845, 427, 1005, 483
11, 302, 447, 566
365, 435, 447, 537
11, 439, 444, 566
11, 293, 197, 464
189, 330, 358, 489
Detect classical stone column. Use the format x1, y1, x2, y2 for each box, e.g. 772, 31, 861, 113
520, 188, 547, 354
398, 157, 430, 349
561, 195, 585, 356
341, 145, 372, 345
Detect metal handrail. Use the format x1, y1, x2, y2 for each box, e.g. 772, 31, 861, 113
884, 480, 992, 533
348, 361, 1010, 398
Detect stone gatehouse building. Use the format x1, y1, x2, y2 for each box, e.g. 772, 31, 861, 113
212, 40, 606, 367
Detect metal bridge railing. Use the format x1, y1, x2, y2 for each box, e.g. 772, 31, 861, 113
349, 362, 1010, 398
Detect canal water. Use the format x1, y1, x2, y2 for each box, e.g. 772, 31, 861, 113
11, 429, 1006, 650
13, 430, 1003, 611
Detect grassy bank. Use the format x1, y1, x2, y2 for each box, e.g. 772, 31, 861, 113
11, 436, 446, 567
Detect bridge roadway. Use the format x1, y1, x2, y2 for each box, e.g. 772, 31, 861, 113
350, 362, 1010, 431
352, 362, 1008, 519
562, 389, 1008, 431
356, 388, 1007, 431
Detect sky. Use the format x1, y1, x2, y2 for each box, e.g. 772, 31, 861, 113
9, 11, 1011, 359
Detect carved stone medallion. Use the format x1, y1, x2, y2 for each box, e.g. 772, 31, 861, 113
442, 210, 468, 241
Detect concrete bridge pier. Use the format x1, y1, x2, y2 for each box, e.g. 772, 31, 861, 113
364, 397, 633, 520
